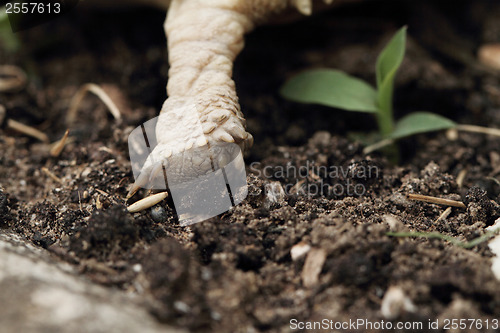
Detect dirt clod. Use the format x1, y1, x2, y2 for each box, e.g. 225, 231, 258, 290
464, 186, 497, 226
70, 205, 140, 260
142, 238, 210, 329
0, 189, 10, 227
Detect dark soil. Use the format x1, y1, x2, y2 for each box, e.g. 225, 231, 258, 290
1, 0, 500, 332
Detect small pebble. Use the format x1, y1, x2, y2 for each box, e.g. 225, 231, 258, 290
301, 248, 326, 288
211, 311, 222, 321
464, 186, 495, 225
381, 286, 417, 320
150, 205, 167, 223
309, 131, 331, 147
383, 214, 404, 231
132, 264, 142, 273
291, 241, 311, 261
478, 43, 500, 70
173, 301, 190, 314
264, 181, 286, 208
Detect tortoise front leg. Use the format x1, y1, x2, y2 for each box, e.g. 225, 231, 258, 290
128, 0, 331, 197
129, 0, 256, 196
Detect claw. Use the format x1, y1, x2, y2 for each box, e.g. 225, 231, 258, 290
202, 122, 217, 134
210, 110, 229, 124
195, 136, 208, 147
126, 169, 150, 199
217, 131, 235, 143
128, 91, 251, 200
164, 149, 173, 159
224, 120, 247, 142
149, 162, 167, 188
245, 133, 254, 149
185, 140, 195, 150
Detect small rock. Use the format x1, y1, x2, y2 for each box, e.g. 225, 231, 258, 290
464, 186, 495, 225
285, 124, 306, 144
132, 263, 142, 273
0, 232, 185, 333
445, 128, 458, 141
301, 248, 326, 288
290, 241, 311, 261
383, 214, 404, 231
150, 205, 167, 223
70, 205, 139, 260
264, 181, 286, 208
437, 296, 482, 327
309, 131, 331, 147
478, 43, 500, 70
389, 192, 410, 206
381, 286, 417, 320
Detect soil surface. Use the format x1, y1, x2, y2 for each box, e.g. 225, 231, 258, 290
1, 0, 500, 332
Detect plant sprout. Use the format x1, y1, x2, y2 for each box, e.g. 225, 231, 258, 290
0, 8, 20, 52
280, 26, 499, 147
387, 229, 500, 249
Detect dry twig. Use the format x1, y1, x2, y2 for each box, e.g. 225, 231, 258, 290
66, 83, 122, 125
456, 124, 500, 137
456, 169, 467, 189
0, 65, 27, 92
7, 119, 49, 143
363, 138, 395, 155
435, 207, 453, 223
50, 129, 70, 157
407, 193, 466, 209
41, 167, 62, 184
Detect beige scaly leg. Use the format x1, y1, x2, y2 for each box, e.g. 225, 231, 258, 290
128, 0, 332, 197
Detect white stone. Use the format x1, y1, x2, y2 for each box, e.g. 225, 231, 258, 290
291, 242, 311, 261
381, 286, 417, 320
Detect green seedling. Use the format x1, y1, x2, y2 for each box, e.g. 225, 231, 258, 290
281, 26, 500, 149
0, 8, 20, 52
387, 229, 500, 249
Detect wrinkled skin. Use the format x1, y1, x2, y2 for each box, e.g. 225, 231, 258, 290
125, 0, 334, 196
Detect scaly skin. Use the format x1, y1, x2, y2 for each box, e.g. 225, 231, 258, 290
128, 0, 333, 197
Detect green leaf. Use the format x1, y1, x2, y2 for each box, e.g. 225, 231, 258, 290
280, 69, 378, 113
390, 112, 457, 139
375, 26, 407, 137
376, 26, 407, 89
0, 9, 20, 53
